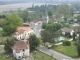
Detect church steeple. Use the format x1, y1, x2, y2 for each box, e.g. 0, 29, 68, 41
43, 9, 49, 23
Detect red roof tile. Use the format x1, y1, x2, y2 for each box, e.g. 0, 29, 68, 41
12, 41, 29, 53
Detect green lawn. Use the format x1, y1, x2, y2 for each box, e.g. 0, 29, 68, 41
0, 27, 9, 43
31, 51, 56, 60
0, 52, 16, 60
0, 36, 9, 43
53, 41, 79, 58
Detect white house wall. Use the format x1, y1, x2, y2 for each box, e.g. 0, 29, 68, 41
13, 30, 34, 40
13, 49, 30, 59
62, 32, 65, 35
13, 50, 16, 57
70, 30, 74, 36
16, 52, 22, 59
25, 49, 29, 56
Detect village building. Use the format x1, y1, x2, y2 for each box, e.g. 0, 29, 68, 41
23, 22, 31, 26
61, 27, 74, 36
12, 41, 29, 59
43, 10, 49, 23
13, 27, 34, 40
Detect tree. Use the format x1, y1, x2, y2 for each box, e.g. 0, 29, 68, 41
41, 30, 55, 43
28, 34, 40, 51
48, 10, 53, 18
77, 33, 80, 56
44, 22, 61, 32
61, 23, 71, 28
77, 42, 80, 56
41, 22, 61, 44
63, 41, 71, 46
42, 23, 47, 29
3, 14, 23, 35
77, 15, 80, 22
73, 32, 76, 41
58, 4, 71, 18
4, 37, 16, 51
18, 10, 31, 22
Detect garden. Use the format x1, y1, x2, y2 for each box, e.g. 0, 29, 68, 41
53, 41, 79, 58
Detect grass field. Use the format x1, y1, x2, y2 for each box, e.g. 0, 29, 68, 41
53, 41, 79, 58
31, 51, 56, 60
0, 52, 16, 60
0, 36, 9, 43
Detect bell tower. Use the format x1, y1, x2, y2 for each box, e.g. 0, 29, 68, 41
43, 9, 49, 23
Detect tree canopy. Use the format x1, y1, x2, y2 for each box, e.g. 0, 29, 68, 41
28, 34, 40, 51
48, 10, 53, 18
41, 22, 61, 43
58, 4, 71, 18
41, 30, 54, 43
77, 15, 80, 23
18, 10, 31, 22
4, 37, 17, 51
3, 14, 23, 35
42, 22, 61, 32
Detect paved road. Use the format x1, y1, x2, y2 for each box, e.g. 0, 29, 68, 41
31, 24, 42, 37
36, 46, 75, 60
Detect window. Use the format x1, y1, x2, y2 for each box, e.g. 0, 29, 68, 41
28, 33, 29, 35
23, 49, 25, 51
19, 56, 21, 59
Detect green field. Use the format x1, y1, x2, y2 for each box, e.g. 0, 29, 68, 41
0, 52, 16, 60
53, 41, 79, 58
0, 36, 9, 43
31, 51, 56, 60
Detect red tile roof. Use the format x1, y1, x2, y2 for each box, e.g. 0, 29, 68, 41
13, 27, 32, 35
12, 41, 29, 53
17, 27, 32, 32
13, 30, 25, 35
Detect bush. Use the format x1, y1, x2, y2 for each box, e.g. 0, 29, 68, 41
63, 41, 71, 46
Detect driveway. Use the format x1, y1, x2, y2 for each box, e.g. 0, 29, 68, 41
36, 45, 74, 60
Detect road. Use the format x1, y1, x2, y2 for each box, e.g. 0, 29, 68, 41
31, 24, 42, 37
36, 46, 75, 60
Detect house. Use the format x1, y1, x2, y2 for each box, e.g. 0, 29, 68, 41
72, 23, 80, 32
13, 27, 34, 40
73, 26, 80, 32
23, 23, 31, 26
61, 27, 74, 36
12, 41, 29, 59
32, 19, 43, 25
